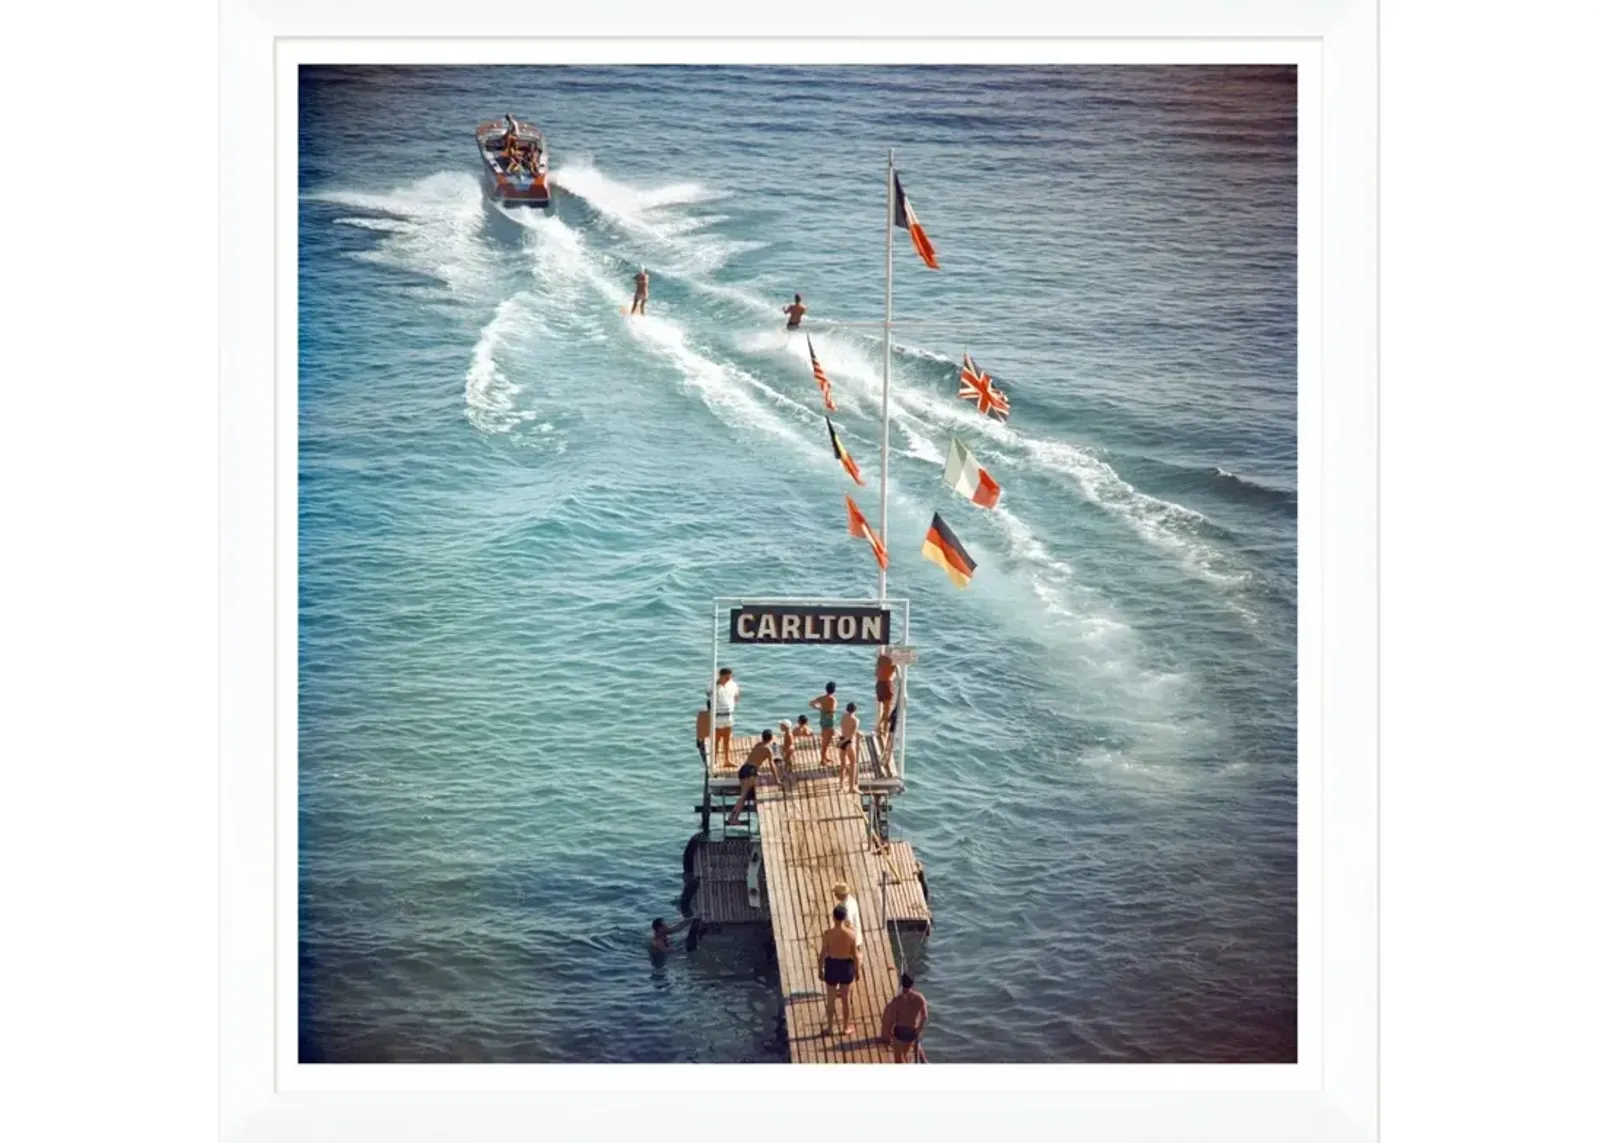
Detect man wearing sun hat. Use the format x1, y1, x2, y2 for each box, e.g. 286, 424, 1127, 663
831, 880, 863, 940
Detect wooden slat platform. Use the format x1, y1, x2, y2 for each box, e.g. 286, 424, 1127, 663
706, 732, 899, 794
759, 780, 920, 1063
690, 837, 931, 929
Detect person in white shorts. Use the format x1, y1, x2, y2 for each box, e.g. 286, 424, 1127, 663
706, 667, 740, 769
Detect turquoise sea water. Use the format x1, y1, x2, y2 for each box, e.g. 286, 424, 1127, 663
298, 64, 1298, 1063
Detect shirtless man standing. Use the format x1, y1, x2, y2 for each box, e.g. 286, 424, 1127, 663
809, 681, 838, 766
873, 648, 896, 745
838, 702, 861, 792
816, 903, 862, 1036
630, 267, 650, 315
783, 293, 807, 329
879, 973, 928, 1062
725, 729, 775, 827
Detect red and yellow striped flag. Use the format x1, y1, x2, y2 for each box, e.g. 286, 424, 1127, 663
845, 494, 888, 571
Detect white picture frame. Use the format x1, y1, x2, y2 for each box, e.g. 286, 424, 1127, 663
221, 1, 1376, 1138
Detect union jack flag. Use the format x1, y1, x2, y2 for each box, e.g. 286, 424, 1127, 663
959, 353, 1011, 421
807, 335, 837, 412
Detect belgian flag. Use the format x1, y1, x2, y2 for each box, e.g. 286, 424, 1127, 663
921, 512, 976, 588
826, 417, 866, 486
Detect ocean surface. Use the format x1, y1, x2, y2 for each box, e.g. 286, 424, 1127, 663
297, 64, 1298, 1064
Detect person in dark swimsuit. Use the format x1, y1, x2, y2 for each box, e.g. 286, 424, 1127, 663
725, 729, 774, 827
880, 972, 928, 1062
838, 702, 860, 792
783, 293, 807, 329
817, 904, 862, 1036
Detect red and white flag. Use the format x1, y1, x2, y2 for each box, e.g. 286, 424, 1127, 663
942, 437, 1001, 509
844, 494, 888, 570
959, 353, 1011, 421
893, 172, 940, 270
807, 335, 838, 412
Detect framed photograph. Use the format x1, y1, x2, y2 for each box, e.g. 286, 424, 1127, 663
221, 1, 1375, 1139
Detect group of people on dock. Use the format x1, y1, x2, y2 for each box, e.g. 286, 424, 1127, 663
651, 886, 927, 1060
815, 881, 928, 1060
704, 650, 901, 810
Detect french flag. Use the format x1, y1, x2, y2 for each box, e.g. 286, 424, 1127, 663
893, 172, 940, 270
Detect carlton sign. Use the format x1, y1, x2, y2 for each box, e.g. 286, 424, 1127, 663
728, 605, 892, 646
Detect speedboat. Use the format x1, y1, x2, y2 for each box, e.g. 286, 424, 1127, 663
475, 115, 551, 208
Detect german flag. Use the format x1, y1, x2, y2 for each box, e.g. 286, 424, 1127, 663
893, 172, 940, 270
807, 335, 838, 412
921, 512, 976, 588
826, 417, 866, 486
845, 494, 888, 571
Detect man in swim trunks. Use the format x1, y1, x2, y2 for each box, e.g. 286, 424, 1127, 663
879, 972, 928, 1062
725, 729, 775, 827
874, 649, 896, 744
808, 681, 838, 765
816, 903, 862, 1036
783, 293, 807, 329
631, 267, 650, 315
838, 702, 861, 792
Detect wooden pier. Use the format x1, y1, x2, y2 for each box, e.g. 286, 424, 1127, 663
685, 733, 931, 1063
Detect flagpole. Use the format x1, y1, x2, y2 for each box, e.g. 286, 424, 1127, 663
879, 148, 893, 605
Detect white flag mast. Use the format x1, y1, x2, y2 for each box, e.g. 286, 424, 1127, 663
878, 148, 895, 604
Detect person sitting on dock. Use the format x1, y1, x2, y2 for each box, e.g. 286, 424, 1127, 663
838, 702, 861, 792
817, 904, 862, 1037
783, 293, 807, 330
725, 729, 775, 828
831, 881, 863, 940
650, 915, 693, 959
809, 681, 838, 765
880, 973, 928, 1062
777, 720, 798, 785
706, 667, 739, 768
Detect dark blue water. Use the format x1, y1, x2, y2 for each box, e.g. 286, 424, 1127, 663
298, 64, 1297, 1063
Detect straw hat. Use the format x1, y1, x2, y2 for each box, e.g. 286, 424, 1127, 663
832, 881, 849, 899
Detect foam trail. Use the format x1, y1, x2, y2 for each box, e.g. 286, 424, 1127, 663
515, 212, 817, 451
464, 294, 541, 434
549, 163, 756, 274
309, 172, 496, 298
770, 330, 1246, 586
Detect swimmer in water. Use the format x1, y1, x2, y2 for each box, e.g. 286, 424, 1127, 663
650, 915, 693, 957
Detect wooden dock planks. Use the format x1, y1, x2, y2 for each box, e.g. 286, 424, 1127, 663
760, 779, 915, 1063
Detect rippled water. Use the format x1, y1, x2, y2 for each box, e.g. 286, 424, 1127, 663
298, 64, 1298, 1063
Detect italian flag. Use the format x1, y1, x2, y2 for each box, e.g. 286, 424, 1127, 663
942, 437, 1001, 509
